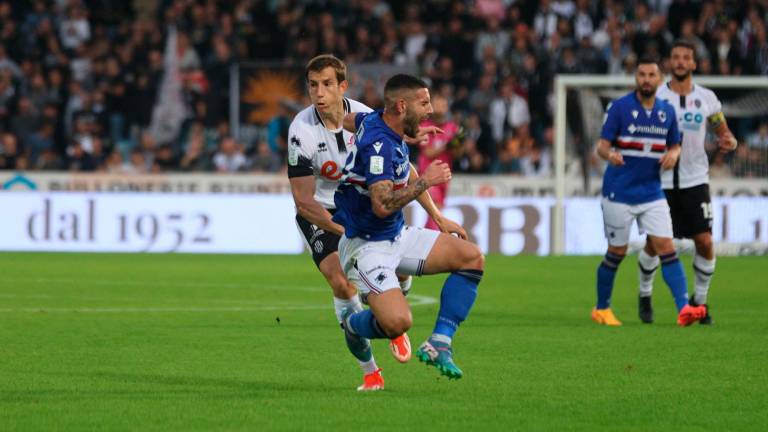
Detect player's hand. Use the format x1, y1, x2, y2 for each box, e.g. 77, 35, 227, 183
607, 150, 625, 166
435, 217, 468, 240
717, 132, 738, 153
404, 125, 444, 146
659, 146, 681, 170
422, 160, 451, 186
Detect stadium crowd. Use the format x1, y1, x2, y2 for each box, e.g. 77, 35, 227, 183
0, 0, 765, 176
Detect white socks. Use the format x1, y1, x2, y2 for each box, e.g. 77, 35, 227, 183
638, 249, 660, 297
693, 254, 716, 305
399, 276, 412, 296
333, 295, 364, 324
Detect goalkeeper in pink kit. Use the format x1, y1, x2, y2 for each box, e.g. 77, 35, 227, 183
417, 94, 462, 230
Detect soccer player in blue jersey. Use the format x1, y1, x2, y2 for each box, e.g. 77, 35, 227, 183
593, 57, 708, 327
333, 74, 484, 380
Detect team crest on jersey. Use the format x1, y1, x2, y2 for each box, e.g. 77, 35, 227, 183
695, 99, 701, 108
658, 110, 667, 122
317, 142, 327, 152
375, 272, 386, 284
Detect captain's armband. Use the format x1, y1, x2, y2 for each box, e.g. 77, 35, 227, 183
708, 111, 725, 128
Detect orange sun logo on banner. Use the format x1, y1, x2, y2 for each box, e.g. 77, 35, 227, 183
241, 70, 302, 125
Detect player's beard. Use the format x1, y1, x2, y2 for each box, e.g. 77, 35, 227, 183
638, 85, 656, 99
672, 68, 692, 82
403, 111, 421, 137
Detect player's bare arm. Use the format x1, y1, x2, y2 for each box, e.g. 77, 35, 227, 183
596, 139, 625, 166
369, 160, 451, 218
408, 163, 467, 239
289, 176, 345, 235
708, 111, 738, 152
342, 112, 443, 146
659, 144, 682, 170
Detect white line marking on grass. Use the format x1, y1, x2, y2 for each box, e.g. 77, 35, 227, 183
4, 277, 325, 292
0, 295, 438, 313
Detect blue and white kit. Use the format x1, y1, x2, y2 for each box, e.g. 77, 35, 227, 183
600, 91, 681, 245
333, 111, 439, 295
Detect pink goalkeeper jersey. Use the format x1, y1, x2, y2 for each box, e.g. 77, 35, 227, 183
417, 119, 459, 173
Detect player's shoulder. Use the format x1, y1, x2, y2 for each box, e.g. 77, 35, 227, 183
606, 92, 634, 113
693, 84, 721, 105
345, 97, 374, 114
289, 106, 320, 132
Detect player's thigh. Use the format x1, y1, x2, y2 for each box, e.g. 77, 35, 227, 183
422, 232, 484, 275
637, 199, 674, 242
601, 198, 633, 247
340, 236, 402, 299
679, 184, 714, 239
367, 289, 412, 337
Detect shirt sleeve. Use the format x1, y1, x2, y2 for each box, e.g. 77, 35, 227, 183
354, 112, 369, 131
360, 139, 394, 186
287, 121, 315, 178
600, 101, 621, 142
666, 105, 681, 146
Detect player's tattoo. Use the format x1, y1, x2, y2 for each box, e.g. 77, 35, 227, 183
370, 178, 429, 213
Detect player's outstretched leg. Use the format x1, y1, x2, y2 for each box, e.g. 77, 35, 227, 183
592, 246, 626, 326
415, 233, 484, 379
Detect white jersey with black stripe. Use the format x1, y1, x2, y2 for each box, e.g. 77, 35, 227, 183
656, 82, 723, 189
287, 98, 373, 209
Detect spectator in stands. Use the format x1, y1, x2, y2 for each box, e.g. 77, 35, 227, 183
0, 132, 18, 169
747, 122, 768, 149
212, 135, 246, 173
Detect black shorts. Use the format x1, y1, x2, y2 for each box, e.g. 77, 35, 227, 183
295, 211, 340, 267
664, 184, 713, 239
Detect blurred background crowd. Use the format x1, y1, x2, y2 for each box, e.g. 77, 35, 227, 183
0, 0, 765, 177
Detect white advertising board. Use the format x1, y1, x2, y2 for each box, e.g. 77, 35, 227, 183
1, 192, 766, 255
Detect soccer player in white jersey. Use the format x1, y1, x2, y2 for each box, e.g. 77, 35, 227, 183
637, 40, 738, 324
286, 55, 412, 391
592, 57, 707, 327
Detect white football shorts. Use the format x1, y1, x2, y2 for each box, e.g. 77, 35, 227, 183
601, 197, 673, 246
338, 225, 440, 297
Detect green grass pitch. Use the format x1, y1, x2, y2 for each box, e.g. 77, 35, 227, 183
1, 253, 767, 431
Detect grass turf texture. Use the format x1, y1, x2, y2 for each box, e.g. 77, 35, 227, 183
1, 253, 766, 431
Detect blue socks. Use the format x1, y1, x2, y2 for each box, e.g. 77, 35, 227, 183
348, 309, 388, 339
660, 252, 689, 311
596, 252, 624, 309
433, 270, 482, 339
347, 269, 482, 343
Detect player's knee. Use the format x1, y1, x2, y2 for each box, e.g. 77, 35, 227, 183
695, 235, 713, 256
607, 245, 628, 256
460, 243, 484, 270
379, 312, 412, 337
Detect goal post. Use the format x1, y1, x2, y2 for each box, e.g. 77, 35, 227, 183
553, 74, 768, 255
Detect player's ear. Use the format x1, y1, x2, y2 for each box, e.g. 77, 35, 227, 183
339, 79, 349, 93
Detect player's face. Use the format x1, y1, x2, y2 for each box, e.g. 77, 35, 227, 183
670, 47, 696, 81
403, 88, 433, 137
431, 96, 448, 122
635, 63, 661, 98
307, 67, 348, 114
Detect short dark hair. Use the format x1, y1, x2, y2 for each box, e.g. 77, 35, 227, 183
383, 74, 428, 107
305, 54, 347, 83
637, 55, 660, 68
671, 39, 697, 60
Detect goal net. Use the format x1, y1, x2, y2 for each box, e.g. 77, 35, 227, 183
553, 75, 768, 256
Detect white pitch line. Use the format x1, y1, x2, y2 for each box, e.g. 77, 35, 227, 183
2, 277, 325, 292
0, 294, 438, 313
